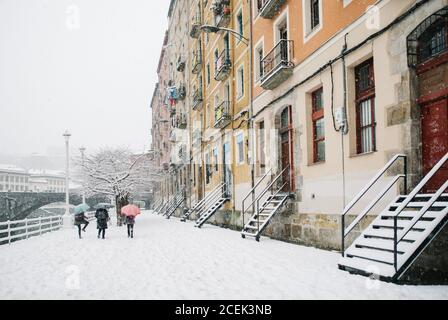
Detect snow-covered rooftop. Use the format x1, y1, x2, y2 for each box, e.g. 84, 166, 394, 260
0, 164, 28, 175
28, 169, 65, 178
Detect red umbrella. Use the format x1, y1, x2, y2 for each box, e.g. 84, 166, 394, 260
121, 204, 141, 217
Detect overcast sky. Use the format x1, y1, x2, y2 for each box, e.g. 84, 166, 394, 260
0, 0, 170, 156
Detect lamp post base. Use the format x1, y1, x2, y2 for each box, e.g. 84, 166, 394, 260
62, 214, 73, 228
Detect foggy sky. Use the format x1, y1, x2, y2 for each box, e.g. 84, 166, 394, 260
0, 0, 170, 156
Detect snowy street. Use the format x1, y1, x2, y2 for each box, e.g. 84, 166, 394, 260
0, 211, 447, 300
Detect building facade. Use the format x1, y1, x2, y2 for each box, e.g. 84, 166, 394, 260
0, 165, 65, 193
151, 0, 448, 253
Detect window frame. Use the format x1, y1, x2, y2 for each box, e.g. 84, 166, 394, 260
355, 58, 376, 154
311, 87, 325, 163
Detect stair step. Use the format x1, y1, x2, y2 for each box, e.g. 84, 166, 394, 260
338, 256, 396, 278
241, 231, 258, 237
390, 201, 448, 209
380, 210, 439, 219
345, 247, 397, 265
354, 238, 413, 253
372, 219, 430, 230
364, 228, 421, 241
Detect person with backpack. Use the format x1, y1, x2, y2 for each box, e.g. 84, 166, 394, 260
74, 211, 89, 239
125, 215, 135, 238
95, 208, 110, 239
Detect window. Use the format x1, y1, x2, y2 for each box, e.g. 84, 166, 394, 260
206, 63, 210, 85
259, 121, 266, 172
312, 88, 325, 162
214, 49, 219, 70
237, 66, 244, 98
236, 133, 245, 164
355, 58, 376, 154
418, 19, 447, 63
213, 148, 219, 171
205, 153, 211, 184
303, 0, 322, 38
310, 0, 320, 29
255, 44, 264, 81
237, 9, 243, 42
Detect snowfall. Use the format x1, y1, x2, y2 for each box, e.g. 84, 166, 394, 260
0, 211, 447, 300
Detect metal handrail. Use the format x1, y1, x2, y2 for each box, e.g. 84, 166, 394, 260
341, 154, 407, 256
255, 165, 290, 234
187, 182, 225, 218
241, 168, 273, 228
196, 182, 228, 221
392, 153, 448, 271
344, 174, 406, 237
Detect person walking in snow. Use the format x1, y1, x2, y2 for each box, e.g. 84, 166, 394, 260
95, 208, 110, 239
74, 211, 89, 239
125, 215, 135, 238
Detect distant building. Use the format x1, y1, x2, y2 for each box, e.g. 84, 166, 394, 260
28, 169, 66, 193
0, 164, 29, 192
0, 165, 66, 193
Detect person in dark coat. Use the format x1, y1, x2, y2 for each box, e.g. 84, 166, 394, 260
95, 208, 110, 239
74, 211, 89, 239
125, 215, 135, 238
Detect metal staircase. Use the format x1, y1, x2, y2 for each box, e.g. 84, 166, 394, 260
194, 183, 230, 228
241, 166, 291, 241
165, 191, 185, 219
162, 190, 184, 217
155, 199, 169, 215
152, 199, 163, 213
181, 183, 225, 222
339, 153, 448, 281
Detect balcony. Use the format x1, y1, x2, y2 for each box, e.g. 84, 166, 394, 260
192, 50, 202, 74
260, 39, 294, 90
174, 113, 188, 129
169, 129, 176, 142
214, 101, 231, 129
177, 57, 185, 72
214, 49, 231, 81
257, 0, 286, 19
213, 0, 231, 28
190, 13, 202, 38
192, 88, 203, 110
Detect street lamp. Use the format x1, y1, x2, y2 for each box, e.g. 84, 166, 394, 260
199, 22, 255, 212
62, 130, 72, 228
79, 146, 86, 205
200, 24, 249, 45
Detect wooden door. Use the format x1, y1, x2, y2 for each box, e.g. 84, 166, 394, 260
421, 98, 448, 192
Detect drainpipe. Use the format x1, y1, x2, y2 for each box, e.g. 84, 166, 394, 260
341, 34, 348, 209
248, 0, 255, 217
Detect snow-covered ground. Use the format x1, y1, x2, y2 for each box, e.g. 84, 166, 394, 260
0, 211, 447, 300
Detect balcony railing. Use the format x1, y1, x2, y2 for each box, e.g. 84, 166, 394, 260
213, 0, 231, 28
214, 101, 231, 129
192, 88, 203, 110
190, 12, 202, 38
214, 49, 232, 81
174, 113, 188, 129
192, 50, 202, 74
257, 0, 286, 19
260, 39, 294, 90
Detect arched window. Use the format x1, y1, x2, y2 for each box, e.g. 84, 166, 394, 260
407, 7, 448, 67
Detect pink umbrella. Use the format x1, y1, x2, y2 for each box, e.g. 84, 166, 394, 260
121, 204, 141, 217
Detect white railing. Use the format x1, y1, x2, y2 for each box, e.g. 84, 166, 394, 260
0, 215, 63, 245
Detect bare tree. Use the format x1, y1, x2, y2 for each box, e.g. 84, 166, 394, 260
74, 147, 155, 226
